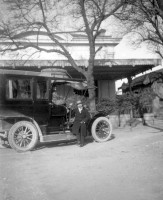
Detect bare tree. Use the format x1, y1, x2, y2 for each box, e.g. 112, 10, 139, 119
0, 0, 126, 112
115, 0, 163, 58
156, 0, 163, 11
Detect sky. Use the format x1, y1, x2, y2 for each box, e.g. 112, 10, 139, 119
0, 0, 162, 93
114, 35, 159, 59
114, 35, 162, 92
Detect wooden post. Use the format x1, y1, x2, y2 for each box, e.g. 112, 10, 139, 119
127, 76, 133, 118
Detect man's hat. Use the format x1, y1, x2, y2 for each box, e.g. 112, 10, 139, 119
77, 100, 82, 105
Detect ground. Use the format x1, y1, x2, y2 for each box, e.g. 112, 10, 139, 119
0, 124, 163, 200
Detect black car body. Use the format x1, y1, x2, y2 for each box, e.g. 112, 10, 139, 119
0, 68, 112, 152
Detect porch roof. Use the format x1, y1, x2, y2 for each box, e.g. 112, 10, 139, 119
119, 69, 163, 91
0, 59, 161, 80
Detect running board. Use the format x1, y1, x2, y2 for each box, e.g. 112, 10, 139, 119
40, 132, 77, 143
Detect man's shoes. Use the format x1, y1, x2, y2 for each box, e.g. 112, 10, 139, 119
77, 140, 84, 147
77, 141, 80, 146
80, 143, 84, 147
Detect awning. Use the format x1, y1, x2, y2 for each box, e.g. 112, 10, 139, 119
64, 59, 162, 80
0, 59, 161, 80
119, 69, 163, 91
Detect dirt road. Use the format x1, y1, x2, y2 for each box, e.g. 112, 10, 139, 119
0, 125, 163, 200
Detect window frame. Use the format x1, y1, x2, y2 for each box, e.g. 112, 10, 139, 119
34, 78, 50, 101
5, 76, 33, 101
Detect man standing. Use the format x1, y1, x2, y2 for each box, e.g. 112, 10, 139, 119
72, 100, 90, 147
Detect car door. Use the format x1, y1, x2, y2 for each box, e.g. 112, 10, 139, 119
4, 75, 34, 117
33, 77, 51, 125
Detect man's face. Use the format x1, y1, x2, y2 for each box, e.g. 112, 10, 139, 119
77, 104, 83, 109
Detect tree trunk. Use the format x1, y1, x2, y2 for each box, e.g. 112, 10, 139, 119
86, 64, 96, 113
88, 84, 96, 113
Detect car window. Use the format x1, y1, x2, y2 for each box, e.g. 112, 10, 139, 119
6, 78, 32, 100
36, 80, 48, 100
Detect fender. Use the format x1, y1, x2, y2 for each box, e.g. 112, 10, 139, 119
32, 119, 44, 142
87, 111, 109, 135
0, 116, 43, 141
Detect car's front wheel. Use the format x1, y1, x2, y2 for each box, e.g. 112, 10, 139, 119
91, 117, 112, 142
8, 121, 38, 152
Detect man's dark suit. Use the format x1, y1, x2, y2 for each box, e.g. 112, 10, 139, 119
72, 107, 90, 146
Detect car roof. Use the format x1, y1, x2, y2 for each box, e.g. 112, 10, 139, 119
0, 69, 84, 82
0, 69, 87, 90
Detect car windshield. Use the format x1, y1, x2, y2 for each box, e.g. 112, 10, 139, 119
51, 80, 87, 106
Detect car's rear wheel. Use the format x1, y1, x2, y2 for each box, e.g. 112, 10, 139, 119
8, 121, 38, 152
91, 117, 112, 142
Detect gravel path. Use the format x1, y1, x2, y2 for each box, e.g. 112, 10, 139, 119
0, 125, 163, 200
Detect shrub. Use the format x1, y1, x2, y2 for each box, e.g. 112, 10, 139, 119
96, 98, 116, 114
96, 88, 156, 117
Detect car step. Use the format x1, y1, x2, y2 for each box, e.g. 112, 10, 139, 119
40, 131, 77, 143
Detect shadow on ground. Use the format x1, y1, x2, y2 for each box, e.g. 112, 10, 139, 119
34, 134, 115, 151
0, 133, 115, 152
34, 137, 94, 151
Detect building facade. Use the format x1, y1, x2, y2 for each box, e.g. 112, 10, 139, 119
0, 32, 161, 100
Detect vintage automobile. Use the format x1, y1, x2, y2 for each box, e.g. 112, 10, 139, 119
0, 68, 112, 152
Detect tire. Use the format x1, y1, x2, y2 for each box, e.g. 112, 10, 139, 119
91, 117, 112, 142
8, 121, 38, 152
